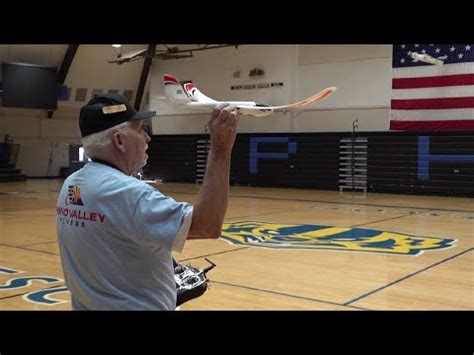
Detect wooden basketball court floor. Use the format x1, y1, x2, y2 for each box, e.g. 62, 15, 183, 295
0, 179, 472, 310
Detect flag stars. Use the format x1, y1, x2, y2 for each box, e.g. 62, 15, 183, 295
401, 44, 406, 49
395, 45, 471, 67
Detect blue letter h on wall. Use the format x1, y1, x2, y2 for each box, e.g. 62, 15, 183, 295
418, 136, 474, 181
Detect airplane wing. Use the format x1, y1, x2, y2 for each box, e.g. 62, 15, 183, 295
108, 48, 148, 64
233, 86, 337, 116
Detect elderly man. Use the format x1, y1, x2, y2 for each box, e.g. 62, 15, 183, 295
56, 93, 238, 310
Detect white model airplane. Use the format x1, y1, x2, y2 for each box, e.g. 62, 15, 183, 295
108, 48, 148, 64
410, 52, 445, 66
162, 74, 336, 117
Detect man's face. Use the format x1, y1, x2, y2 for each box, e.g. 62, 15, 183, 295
122, 120, 151, 174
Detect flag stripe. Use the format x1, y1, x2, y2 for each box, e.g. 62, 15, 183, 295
391, 97, 474, 110
393, 74, 474, 89
393, 62, 474, 79
390, 120, 474, 130
390, 108, 474, 121
392, 85, 474, 100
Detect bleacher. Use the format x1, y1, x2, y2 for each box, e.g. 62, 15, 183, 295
0, 140, 27, 182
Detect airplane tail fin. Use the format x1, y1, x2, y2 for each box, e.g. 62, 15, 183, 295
163, 74, 191, 103
163, 74, 217, 104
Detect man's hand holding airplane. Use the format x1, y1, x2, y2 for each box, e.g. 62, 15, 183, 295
208, 103, 239, 153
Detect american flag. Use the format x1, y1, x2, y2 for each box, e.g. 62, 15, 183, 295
391, 44, 474, 130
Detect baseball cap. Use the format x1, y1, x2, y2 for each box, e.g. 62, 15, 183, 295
79, 93, 156, 137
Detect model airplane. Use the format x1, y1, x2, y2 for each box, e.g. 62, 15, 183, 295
162, 74, 336, 117
108, 45, 236, 64
410, 52, 444, 66
108, 48, 148, 64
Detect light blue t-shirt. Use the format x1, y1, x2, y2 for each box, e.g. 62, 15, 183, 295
56, 161, 193, 310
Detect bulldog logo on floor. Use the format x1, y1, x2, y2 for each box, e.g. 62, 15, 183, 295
220, 221, 456, 255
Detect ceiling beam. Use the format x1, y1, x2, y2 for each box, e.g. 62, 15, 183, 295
134, 44, 156, 111
48, 44, 79, 118
58, 44, 79, 84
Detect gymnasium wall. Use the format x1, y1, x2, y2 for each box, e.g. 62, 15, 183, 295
146, 131, 474, 197
148, 45, 392, 134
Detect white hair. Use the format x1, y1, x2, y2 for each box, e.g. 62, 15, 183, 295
82, 121, 131, 158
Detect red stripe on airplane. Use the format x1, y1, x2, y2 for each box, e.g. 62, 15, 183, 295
183, 83, 196, 92
163, 74, 179, 84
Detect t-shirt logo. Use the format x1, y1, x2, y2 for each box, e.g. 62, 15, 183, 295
66, 185, 84, 206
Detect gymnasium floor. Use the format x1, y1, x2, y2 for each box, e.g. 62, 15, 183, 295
0, 179, 472, 310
